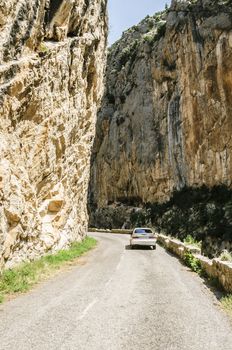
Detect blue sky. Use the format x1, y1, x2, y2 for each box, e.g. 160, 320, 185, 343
108, 0, 171, 45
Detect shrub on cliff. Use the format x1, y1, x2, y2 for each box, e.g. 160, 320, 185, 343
118, 40, 138, 69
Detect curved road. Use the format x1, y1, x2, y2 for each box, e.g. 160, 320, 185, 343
0, 232, 232, 350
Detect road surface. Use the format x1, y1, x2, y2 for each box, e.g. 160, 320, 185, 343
0, 232, 232, 350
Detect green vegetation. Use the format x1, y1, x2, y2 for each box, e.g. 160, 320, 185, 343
118, 40, 138, 68
143, 34, 154, 44
183, 252, 202, 273
130, 185, 232, 257
39, 42, 48, 52
219, 250, 232, 262
0, 236, 97, 304
131, 209, 147, 228
154, 21, 166, 41
221, 295, 232, 315
159, 234, 232, 318
183, 235, 202, 249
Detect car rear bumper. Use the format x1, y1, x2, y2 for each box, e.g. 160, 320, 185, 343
130, 238, 157, 246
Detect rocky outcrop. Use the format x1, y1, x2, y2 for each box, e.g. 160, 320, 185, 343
0, 0, 107, 269
89, 0, 232, 251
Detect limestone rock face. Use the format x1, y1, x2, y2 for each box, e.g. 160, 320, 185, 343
0, 0, 107, 268
90, 0, 232, 218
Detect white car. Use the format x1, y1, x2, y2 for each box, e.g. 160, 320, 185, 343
130, 228, 157, 250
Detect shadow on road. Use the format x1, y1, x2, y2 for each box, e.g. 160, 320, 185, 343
125, 245, 154, 250
159, 245, 226, 302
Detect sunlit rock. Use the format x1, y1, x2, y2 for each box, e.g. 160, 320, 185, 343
0, 0, 107, 269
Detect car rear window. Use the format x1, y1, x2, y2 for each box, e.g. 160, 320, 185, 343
134, 229, 152, 233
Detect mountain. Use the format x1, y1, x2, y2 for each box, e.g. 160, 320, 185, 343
89, 0, 232, 257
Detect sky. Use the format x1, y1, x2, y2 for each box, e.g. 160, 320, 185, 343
108, 0, 171, 45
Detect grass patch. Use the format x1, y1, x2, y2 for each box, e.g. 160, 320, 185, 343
0, 236, 97, 304
221, 295, 232, 315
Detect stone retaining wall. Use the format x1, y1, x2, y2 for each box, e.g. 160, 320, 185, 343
157, 234, 232, 294
89, 228, 132, 235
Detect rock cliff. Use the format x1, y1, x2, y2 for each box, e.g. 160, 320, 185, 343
0, 0, 107, 268
89, 0, 232, 253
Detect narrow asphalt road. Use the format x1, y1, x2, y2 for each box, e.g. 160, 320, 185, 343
0, 232, 232, 350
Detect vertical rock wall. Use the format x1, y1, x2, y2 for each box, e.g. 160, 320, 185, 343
0, 0, 107, 268
89, 0, 232, 228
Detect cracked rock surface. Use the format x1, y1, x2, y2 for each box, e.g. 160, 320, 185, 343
0, 0, 107, 268
89, 0, 232, 217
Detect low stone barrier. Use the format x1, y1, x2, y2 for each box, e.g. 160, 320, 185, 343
157, 234, 232, 294
88, 228, 132, 234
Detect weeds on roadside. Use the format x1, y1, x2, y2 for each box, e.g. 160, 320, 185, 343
183, 252, 202, 273
221, 295, 232, 315
219, 250, 232, 262
0, 236, 97, 304
183, 235, 202, 249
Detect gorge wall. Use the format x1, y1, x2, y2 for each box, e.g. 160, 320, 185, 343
89, 0, 232, 255
0, 0, 107, 269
